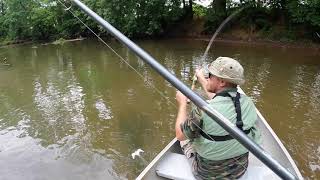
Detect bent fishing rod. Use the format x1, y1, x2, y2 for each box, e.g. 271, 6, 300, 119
191, 7, 245, 89
69, 0, 297, 179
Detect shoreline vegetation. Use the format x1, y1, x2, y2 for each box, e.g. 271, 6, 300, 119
0, 0, 319, 50
0, 37, 86, 47
1, 37, 320, 53
1, 35, 319, 52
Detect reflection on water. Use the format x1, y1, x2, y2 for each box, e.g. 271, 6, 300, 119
247, 60, 271, 103
0, 39, 319, 179
305, 71, 320, 178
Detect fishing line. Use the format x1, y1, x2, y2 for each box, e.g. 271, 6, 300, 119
58, 0, 242, 143
58, 0, 249, 170
57, 0, 176, 108
56, 0, 225, 143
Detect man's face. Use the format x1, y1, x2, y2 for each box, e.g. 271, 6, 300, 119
206, 74, 221, 93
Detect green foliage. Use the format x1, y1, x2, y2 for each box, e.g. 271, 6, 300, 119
193, 4, 207, 18
0, 0, 183, 41
52, 38, 67, 45
201, 0, 320, 41
204, 0, 227, 32
0, 0, 35, 40
238, 5, 271, 32
262, 26, 297, 42
30, 5, 57, 40
0, 0, 319, 42
97, 0, 183, 37
287, 0, 320, 27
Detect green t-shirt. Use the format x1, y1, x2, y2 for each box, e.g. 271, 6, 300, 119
181, 88, 262, 161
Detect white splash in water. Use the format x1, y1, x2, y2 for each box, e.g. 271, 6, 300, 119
131, 149, 144, 159
95, 99, 113, 120
309, 163, 320, 172
33, 81, 62, 123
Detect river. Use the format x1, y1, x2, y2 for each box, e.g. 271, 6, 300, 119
0, 39, 319, 179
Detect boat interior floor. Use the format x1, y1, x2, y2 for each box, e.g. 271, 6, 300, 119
155, 152, 280, 180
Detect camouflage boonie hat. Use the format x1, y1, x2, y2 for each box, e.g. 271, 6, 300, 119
205, 57, 245, 85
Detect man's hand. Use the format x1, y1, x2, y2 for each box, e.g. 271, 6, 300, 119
176, 91, 188, 107
195, 68, 207, 88
195, 68, 205, 79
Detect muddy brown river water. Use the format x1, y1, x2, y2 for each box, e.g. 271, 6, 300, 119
0, 39, 319, 179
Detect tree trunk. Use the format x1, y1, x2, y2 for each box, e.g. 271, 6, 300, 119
184, 0, 193, 19
188, 0, 192, 14
279, 0, 288, 25
213, 0, 226, 19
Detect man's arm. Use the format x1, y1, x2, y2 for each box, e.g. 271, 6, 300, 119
175, 91, 188, 141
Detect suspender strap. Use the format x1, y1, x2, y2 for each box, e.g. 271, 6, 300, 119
199, 90, 250, 141
234, 92, 243, 129
200, 128, 252, 141
214, 91, 244, 130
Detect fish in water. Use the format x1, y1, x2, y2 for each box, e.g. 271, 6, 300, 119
131, 149, 144, 159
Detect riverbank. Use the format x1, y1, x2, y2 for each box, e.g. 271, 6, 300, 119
0, 37, 86, 48
1, 34, 319, 52
0, 39, 34, 47
193, 37, 320, 51
163, 17, 320, 51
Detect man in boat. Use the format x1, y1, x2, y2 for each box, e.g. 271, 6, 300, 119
175, 57, 261, 179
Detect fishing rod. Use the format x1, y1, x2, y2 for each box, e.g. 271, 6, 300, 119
69, 0, 297, 179
191, 6, 245, 90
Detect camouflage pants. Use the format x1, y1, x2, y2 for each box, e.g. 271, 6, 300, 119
180, 140, 249, 180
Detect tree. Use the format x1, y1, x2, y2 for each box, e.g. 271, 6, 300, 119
205, 0, 227, 32
0, 0, 37, 40
95, 0, 183, 37
0, 0, 319, 41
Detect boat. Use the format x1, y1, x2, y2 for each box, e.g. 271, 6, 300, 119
136, 88, 303, 180
67, 1, 303, 179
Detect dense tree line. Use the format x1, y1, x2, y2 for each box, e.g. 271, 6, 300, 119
0, 0, 319, 42
203, 0, 320, 41
0, 0, 185, 41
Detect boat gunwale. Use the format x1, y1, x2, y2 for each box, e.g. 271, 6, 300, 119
254, 106, 303, 179
136, 138, 178, 180
237, 88, 303, 179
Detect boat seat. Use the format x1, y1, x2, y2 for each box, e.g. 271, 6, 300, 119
155, 152, 196, 180
155, 152, 280, 180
